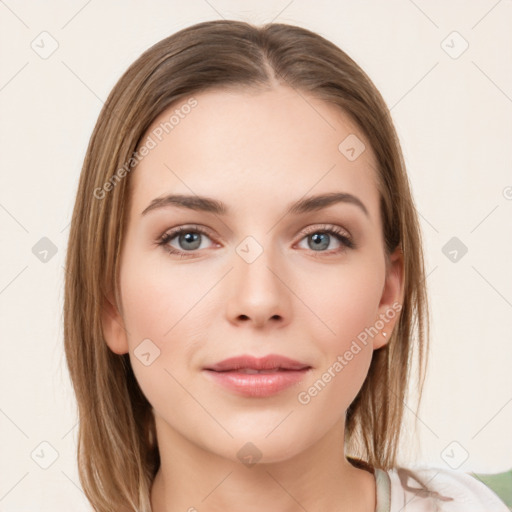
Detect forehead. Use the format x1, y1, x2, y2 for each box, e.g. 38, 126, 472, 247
130, 86, 380, 221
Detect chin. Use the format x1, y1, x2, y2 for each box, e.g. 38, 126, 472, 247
222, 427, 317, 466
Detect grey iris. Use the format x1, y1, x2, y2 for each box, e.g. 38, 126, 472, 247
180, 232, 201, 250
309, 233, 329, 251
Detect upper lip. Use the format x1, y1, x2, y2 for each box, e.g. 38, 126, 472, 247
204, 354, 311, 372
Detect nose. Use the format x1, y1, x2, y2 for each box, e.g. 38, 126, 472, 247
225, 245, 291, 329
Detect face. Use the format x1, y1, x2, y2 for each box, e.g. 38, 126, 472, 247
103, 85, 403, 464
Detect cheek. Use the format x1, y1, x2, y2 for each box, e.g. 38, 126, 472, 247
295, 258, 384, 407
298, 255, 385, 350
119, 255, 211, 349
118, 255, 220, 409
119, 259, 213, 414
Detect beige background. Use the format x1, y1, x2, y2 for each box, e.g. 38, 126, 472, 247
0, 0, 511, 510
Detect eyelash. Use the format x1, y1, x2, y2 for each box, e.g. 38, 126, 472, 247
156, 224, 356, 259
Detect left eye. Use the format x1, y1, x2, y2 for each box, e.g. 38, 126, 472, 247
296, 228, 354, 252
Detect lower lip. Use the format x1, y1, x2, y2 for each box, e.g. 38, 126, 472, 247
203, 369, 310, 398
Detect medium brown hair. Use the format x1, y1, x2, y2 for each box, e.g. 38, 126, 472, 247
64, 19, 429, 512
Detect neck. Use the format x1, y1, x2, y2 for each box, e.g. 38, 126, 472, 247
150, 416, 376, 512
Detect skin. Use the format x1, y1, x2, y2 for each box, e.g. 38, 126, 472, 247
102, 85, 404, 512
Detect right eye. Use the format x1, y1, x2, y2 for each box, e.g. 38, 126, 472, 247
157, 225, 217, 258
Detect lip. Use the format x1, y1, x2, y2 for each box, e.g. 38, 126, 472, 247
203, 354, 311, 398
205, 354, 310, 372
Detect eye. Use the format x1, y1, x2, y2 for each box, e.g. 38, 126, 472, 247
157, 225, 216, 258
156, 223, 355, 259
296, 224, 355, 254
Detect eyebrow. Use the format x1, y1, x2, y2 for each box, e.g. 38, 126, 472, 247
141, 191, 369, 218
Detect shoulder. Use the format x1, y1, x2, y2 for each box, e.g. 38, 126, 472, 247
382, 465, 509, 512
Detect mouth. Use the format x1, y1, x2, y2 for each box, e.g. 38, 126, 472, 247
203, 354, 312, 398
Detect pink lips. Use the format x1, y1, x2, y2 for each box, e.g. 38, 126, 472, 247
203, 354, 311, 398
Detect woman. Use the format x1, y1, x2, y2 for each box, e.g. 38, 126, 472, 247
63, 19, 508, 511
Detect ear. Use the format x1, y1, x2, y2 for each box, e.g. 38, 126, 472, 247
373, 246, 404, 350
102, 291, 129, 355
